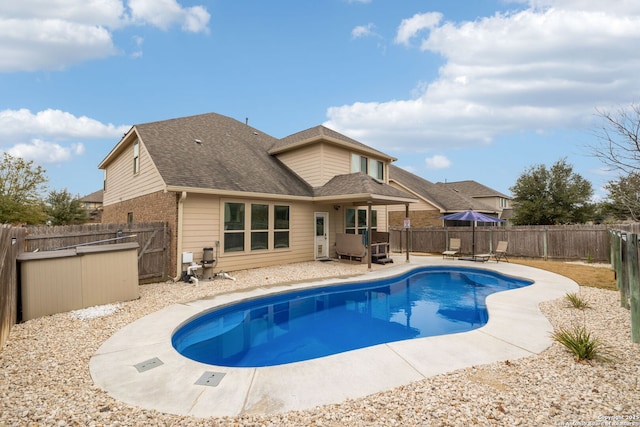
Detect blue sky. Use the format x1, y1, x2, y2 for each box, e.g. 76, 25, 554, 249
2, 0, 640, 201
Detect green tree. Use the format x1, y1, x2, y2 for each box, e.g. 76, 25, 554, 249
0, 153, 48, 224
510, 158, 594, 225
46, 189, 88, 225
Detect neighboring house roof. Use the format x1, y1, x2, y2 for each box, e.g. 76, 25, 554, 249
439, 180, 510, 199
269, 125, 396, 162
79, 190, 103, 203
389, 165, 496, 213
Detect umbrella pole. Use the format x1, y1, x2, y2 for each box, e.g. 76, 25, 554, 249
472, 221, 476, 256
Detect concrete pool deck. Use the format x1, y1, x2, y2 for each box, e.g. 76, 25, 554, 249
89, 256, 578, 417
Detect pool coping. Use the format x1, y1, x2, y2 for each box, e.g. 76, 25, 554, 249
89, 257, 578, 417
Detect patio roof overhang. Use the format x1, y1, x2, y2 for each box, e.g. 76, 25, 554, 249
312, 193, 417, 206
313, 172, 418, 207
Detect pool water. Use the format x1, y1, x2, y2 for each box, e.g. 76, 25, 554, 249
171, 266, 532, 367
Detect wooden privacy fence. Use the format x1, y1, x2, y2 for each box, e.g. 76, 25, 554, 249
609, 229, 640, 343
25, 222, 169, 283
390, 224, 612, 262
0, 225, 26, 349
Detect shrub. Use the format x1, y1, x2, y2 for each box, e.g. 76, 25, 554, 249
565, 292, 591, 309
551, 325, 615, 362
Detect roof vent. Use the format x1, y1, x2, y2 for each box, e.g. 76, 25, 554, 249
194, 139, 202, 144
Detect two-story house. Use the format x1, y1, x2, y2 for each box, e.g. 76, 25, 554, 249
98, 112, 417, 278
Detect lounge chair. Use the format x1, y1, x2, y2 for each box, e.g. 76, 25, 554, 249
493, 240, 509, 262
474, 241, 509, 262
442, 238, 461, 259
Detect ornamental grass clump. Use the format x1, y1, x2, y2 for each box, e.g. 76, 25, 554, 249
564, 292, 591, 310
551, 325, 615, 363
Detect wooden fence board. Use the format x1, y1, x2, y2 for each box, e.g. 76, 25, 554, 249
390, 224, 614, 262
25, 222, 169, 283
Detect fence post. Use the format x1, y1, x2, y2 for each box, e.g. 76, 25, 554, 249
627, 234, 640, 343
621, 233, 630, 309
611, 231, 623, 306
543, 228, 548, 260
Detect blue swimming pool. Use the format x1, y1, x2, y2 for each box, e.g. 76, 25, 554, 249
171, 266, 532, 367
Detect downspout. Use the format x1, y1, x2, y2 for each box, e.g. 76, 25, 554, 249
174, 191, 187, 281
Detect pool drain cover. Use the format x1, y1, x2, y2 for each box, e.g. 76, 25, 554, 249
134, 357, 163, 373
195, 371, 226, 387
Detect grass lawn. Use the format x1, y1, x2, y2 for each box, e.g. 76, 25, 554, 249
511, 259, 617, 290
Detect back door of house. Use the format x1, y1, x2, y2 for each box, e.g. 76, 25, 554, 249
315, 212, 328, 259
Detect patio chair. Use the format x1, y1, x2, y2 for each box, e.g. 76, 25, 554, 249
442, 238, 461, 259
493, 241, 509, 262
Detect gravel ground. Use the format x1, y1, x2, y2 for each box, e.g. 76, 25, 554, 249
1, 260, 639, 426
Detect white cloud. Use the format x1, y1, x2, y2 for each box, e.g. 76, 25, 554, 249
325, 2, 640, 152
425, 155, 451, 169
394, 12, 442, 46
0, 109, 129, 140
0, 109, 129, 164
128, 0, 210, 33
352, 23, 377, 39
0, 0, 210, 72
7, 139, 85, 164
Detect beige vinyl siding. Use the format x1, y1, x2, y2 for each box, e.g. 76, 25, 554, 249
320, 144, 350, 183
276, 143, 351, 187
180, 196, 330, 272
103, 138, 165, 206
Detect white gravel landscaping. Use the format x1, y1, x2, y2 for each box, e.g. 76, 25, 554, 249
1, 259, 638, 426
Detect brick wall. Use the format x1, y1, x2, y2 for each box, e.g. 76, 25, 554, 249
102, 190, 178, 277
389, 210, 443, 228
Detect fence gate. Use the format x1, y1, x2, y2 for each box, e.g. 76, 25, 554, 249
25, 222, 169, 283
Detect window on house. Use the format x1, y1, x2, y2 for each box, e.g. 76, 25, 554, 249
127, 212, 133, 224
274, 205, 290, 248
133, 139, 140, 174
351, 154, 368, 174
251, 204, 269, 250
103, 170, 107, 191
345, 208, 377, 237
224, 202, 245, 252
352, 154, 384, 180
373, 160, 384, 180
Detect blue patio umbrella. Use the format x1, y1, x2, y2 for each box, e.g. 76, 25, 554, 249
439, 210, 505, 256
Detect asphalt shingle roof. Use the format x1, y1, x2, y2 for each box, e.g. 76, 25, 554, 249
315, 172, 415, 200
269, 125, 395, 160
134, 113, 313, 197
440, 180, 509, 199
389, 165, 496, 212
118, 113, 414, 203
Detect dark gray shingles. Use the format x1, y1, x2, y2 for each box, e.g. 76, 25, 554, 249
389, 165, 496, 212
135, 113, 313, 196
315, 172, 415, 200
270, 125, 394, 160
440, 180, 510, 199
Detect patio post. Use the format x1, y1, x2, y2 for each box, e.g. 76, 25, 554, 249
367, 202, 372, 271
405, 203, 410, 263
